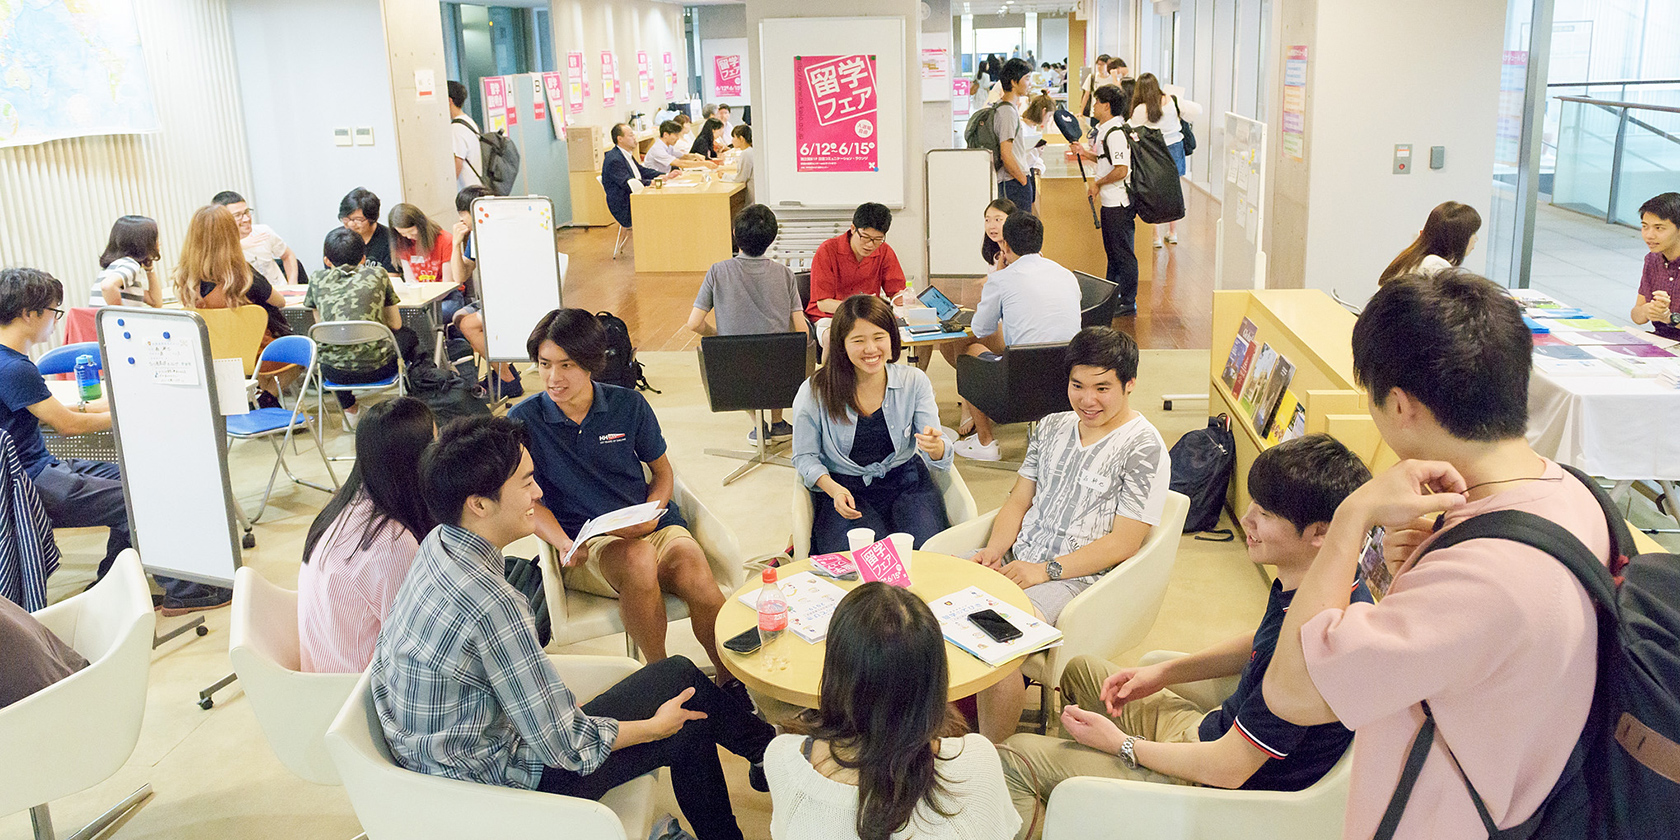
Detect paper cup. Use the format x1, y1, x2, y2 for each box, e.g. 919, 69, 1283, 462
846, 528, 876, 554
888, 532, 913, 577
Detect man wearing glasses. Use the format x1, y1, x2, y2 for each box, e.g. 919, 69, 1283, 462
212, 191, 300, 286
806, 202, 908, 351
337, 187, 399, 274
0, 268, 231, 613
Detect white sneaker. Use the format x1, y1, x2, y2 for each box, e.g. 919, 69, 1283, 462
1152, 237, 1165, 249
341, 408, 360, 432
1166, 233, 1179, 245
954, 435, 1001, 461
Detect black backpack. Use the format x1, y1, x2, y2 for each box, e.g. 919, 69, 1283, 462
1172, 95, 1197, 156
404, 357, 492, 423
594, 311, 658, 393
453, 118, 522, 196
1167, 415, 1236, 536
1375, 464, 1680, 840
1102, 123, 1185, 225
964, 100, 1008, 169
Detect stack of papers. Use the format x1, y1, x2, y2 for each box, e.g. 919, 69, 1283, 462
560, 502, 666, 566
928, 586, 1063, 667
734, 571, 847, 643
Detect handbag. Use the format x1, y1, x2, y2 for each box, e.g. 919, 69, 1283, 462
1173, 95, 1197, 157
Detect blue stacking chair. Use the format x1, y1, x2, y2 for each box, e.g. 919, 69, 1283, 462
37, 341, 101, 376
36, 342, 120, 463
226, 335, 337, 521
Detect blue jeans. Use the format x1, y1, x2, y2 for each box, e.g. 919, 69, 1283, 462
1000, 175, 1036, 212
810, 458, 950, 555
1168, 140, 1187, 176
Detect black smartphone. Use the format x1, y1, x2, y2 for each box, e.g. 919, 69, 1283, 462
967, 609, 1023, 643
723, 626, 762, 654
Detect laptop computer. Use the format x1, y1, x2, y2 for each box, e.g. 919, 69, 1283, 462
917, 286, 974, 329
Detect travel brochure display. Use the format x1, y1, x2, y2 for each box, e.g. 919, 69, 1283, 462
1516, 289, 1680, 381
734, 571, 845, 643
929, 587, 1062, 667
1222, 317, 1303, 442
1221, 316, 1258, 393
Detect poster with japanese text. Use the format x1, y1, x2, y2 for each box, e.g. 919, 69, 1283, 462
663, 51, 677, 99
600, 51, 618, 105
480, 75, 507, 132
636, 51, 652, 102
500, 75, 517, 126
713, 54, 742, 97
541, 72, 567, 138
794, 54, 879, 173
566, 51, 587, 114
1282, 45, 1307, 161
531, 75, 546, 122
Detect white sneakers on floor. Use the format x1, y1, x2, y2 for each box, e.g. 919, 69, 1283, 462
954, 434, 1001, 461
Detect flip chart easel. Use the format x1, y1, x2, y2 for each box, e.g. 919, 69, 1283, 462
471, 196, 565, 390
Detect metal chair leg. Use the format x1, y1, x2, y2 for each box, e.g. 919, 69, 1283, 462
703, 409, 794, 485
31, 783, 152, 840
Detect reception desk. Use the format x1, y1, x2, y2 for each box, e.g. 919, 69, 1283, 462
630, 172, 748, 272
1036, 152, 1138, 278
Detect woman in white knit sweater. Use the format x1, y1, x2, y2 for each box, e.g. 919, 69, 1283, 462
766, 583, 1021, 840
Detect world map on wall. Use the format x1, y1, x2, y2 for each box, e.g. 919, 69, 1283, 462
0, 0, 159, 148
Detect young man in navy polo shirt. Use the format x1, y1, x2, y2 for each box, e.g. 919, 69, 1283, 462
510, 309, 731, 680
999, 435, 1373, 836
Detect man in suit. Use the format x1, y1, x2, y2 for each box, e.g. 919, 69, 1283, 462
601, 123, 663, 230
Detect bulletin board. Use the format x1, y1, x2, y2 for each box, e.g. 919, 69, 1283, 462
1216, 112, 1268, 290
702, 38, 750, 107
97, 308, 242, 587
758, 17, 906, 210
472, 196, 564, 362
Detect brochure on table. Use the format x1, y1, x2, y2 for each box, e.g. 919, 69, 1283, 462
559, 501, 665, 566
929, 586, 1062, 667
1517, 289, 1680, 381
735, 571, 846, 643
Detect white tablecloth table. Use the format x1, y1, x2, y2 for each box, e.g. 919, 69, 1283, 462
1528, 366, 1680, 481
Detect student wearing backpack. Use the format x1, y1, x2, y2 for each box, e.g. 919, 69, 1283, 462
1074, 85, 1139, 316
1262, 270, 1613, 840
448, 81, 483, 191
993, 58, 1037, 212
1127, 73, 1201, 249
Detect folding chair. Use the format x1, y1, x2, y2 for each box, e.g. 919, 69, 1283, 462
225, 335, 338, 522
600, 175, 633, 259
310, 321, 406, 454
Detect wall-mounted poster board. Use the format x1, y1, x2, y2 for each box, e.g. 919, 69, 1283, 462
1216, 112, 1268, 290
759, 17, 906, 210
702, 38, 749, 106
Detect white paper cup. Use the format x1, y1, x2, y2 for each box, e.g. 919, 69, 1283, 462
846, 528, 876, 554
888, 532, 913, 577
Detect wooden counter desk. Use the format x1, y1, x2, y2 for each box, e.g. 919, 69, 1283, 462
1036, 153, 1138, 278
630, 173, 746, 272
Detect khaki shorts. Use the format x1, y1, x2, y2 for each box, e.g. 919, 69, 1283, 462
563, 524, 698, 598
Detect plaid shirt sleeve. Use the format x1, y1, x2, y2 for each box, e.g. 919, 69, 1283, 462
474, 590, 621, 776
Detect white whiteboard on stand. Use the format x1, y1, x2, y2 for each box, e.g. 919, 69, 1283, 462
926, 149, 994, 277
472, 196, 564, 362
758, 17, 906, 210
1215, 112, 1267, 290
97, 308, 242, 587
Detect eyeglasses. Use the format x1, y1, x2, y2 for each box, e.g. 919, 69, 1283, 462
855, 231, 887, 246
230, 208, 254, 221
48, 307, 64, 321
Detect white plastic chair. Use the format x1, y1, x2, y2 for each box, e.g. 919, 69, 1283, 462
923, 491, 1191, 730
1042, 748, 1352, 840
324, 661, 659, 840
791, 463, 979, 562
227, 566, 361, 786
310, 321, 407, 444
0, 551, 156, 840
516, 471, 747, 656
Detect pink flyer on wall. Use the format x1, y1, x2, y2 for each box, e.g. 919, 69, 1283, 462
637, 51, 652, 102
713, 54, 742, 98
600, 51, 618, 105
541, 72, 567, 138
480, 75, 507, 132
565, 51, 587, 113
663, 51, 677, 98
793, 54, 879, 173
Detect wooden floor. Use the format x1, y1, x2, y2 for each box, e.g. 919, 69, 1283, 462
558, 184, 1219, 352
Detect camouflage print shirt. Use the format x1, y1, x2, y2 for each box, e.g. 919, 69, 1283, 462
304, 263, 401, 371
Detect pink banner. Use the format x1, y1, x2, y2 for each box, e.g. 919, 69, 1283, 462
541, 72, 567, 137
600, 51, 617, 105
713, 54, 742, 98
793, 54, 879, 173
636, 51, 652, 102
663, 51, 677, 99
565, 51, 586, 113
480, 75, 508, 132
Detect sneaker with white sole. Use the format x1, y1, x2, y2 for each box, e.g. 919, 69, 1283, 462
954, 435, 1001, 461
1152, 238, 1165, 249
1166, 233, 1179, 245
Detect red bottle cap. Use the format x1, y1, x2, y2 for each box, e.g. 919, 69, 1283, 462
762, 568, 777, 583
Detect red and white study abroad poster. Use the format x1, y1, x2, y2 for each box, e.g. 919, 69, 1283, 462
541, 72, 566, 138
636, 51, 652, 102
794, 54, 879, 173
565, 51, 587, 113
713, 54, 742, 98
600, 52, 617, 105
663, 51, 677, 98
480, 75, 508, 132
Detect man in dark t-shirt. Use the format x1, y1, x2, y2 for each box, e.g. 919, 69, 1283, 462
1001, 435, 1374, 835
337, 186, 399, 274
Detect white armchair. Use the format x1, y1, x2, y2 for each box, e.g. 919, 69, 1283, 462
923, 491, 1192, 730
791, 463, 980, 561
324, 657, 659, 840
0, 550, 156, 840
227, 566, 361, 786
1042, 749, 1353, 840
514, 471, 747, 655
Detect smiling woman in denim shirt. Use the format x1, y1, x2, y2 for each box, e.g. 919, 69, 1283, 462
792, 295, 952, 554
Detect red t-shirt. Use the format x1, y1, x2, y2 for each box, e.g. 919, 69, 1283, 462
395, 228, 455, 285
806, 231, 907, 319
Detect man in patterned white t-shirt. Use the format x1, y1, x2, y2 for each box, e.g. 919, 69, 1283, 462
970, 325, 1171, 742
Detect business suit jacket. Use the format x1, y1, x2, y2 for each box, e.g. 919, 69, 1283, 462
601, 146, 660, 228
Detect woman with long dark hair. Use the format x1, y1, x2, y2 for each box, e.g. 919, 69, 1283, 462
690, 117, 724, 160
791, 295, 951, 554
979, 198, 1019, 269
296, 397, 438, 672
389, 202, 457, 286
94, 215, 164, 307
766, 583, 1020, 840
1377, 201, 1482, 285
1126, 72, 1202, 248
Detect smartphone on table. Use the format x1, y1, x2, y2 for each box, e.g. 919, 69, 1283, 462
723, 626, 762, 654
967, 609, 1023, 643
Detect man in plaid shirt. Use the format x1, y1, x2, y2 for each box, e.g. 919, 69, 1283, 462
370, 416, 774, 840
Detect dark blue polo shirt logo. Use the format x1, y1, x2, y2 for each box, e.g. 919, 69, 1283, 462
598, 432, 628, 444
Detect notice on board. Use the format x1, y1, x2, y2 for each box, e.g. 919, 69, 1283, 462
147, 337, 197, 386
793, 54, 880, 173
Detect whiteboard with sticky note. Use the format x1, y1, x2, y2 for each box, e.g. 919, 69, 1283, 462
97, 307, 242, 586
471, 195, 565, 361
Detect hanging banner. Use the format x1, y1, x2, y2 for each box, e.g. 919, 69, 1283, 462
713, 53, 743, 98
541, 72, 567, 139
1281, 45, 1307, 161
531, 75, 547, 121
637, 51, 652, 102
501, 75, 518, 126
481, 75, 508, 132
663, 51, 677, 99
566, 50, 587, 113
952, 77, 971, 118
793, 54, 879, 173
600, 51, 619, 105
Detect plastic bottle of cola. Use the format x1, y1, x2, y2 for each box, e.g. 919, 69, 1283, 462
756, 568, 789, 670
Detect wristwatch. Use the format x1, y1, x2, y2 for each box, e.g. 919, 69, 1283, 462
1120, 735, 1142, 770
1046, 559, 1063, 581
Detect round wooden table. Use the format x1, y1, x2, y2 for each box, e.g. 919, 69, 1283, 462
718, 551, 1036, 709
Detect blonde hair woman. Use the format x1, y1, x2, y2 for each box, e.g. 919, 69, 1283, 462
175, 205, 292, 403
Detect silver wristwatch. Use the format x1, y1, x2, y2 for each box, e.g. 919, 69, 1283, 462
1046, 559, 1063, 581
1120, 735, 1142, 770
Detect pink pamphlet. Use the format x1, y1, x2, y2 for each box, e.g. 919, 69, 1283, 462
808, 552, 857, 579
853, 537, 910, 587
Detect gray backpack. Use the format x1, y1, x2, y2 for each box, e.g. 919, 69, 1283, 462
964, 100, 1010, 169
453, 118, 522, 196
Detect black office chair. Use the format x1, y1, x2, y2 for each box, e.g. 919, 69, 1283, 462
698, 332, 812, 485
1076, 271, 1120, 327
794, 270, 822, 360
956, 341, 1070, 470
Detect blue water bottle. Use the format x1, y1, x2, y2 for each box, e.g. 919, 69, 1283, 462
75, 354, 101, 402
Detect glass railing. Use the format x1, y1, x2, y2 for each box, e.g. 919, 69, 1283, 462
1551, 93, 1680, 225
